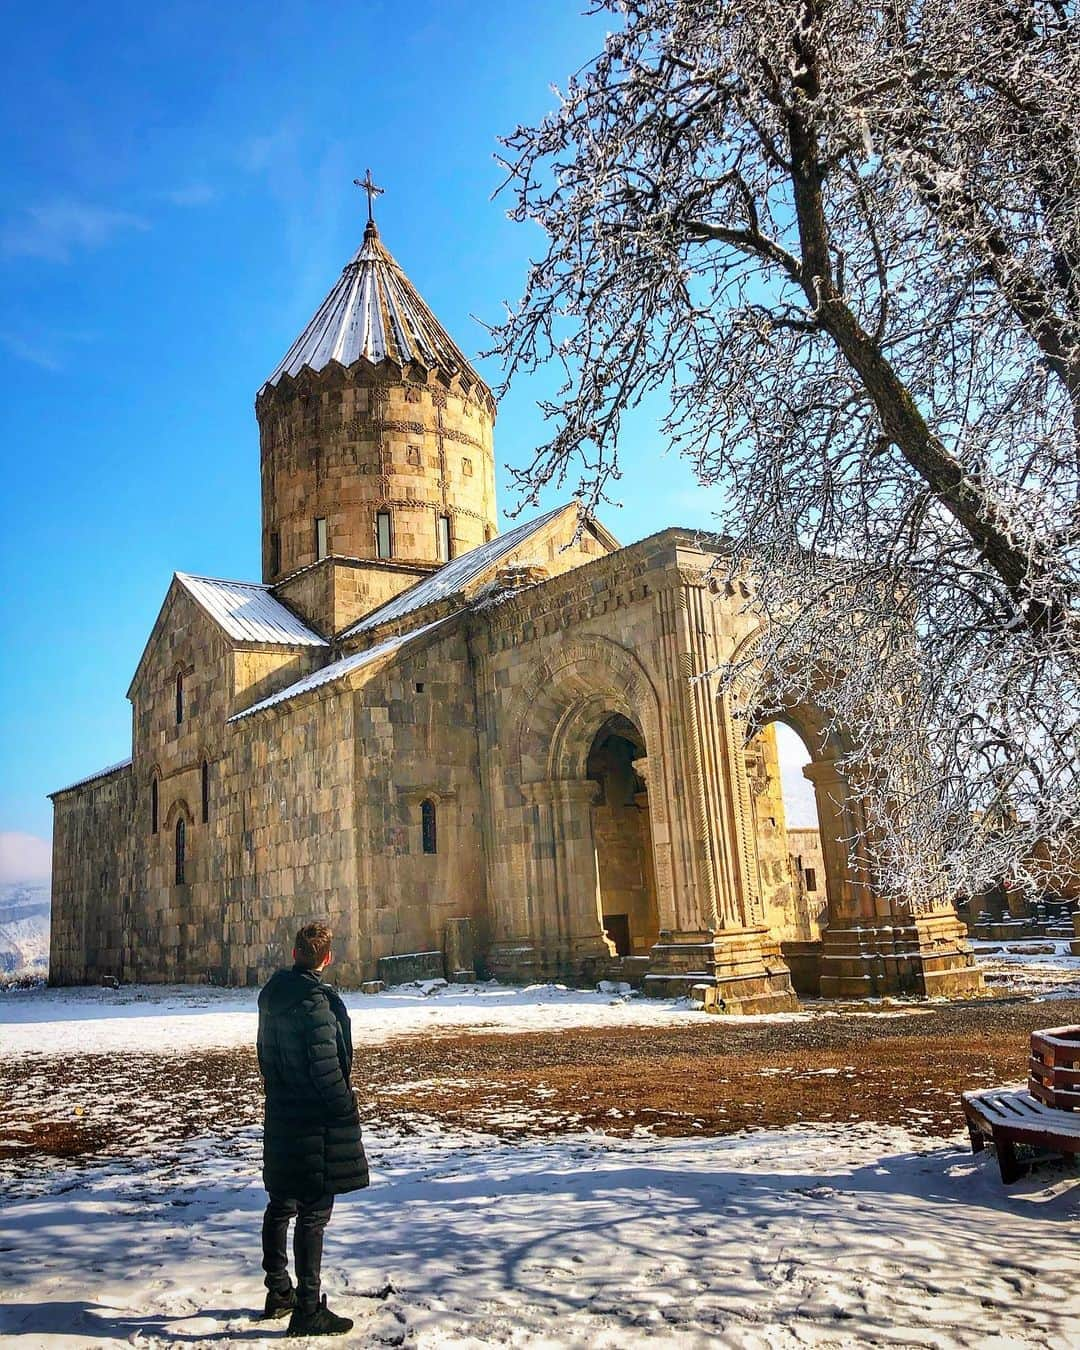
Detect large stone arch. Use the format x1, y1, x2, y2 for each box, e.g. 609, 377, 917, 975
513, 634, 663, 787
506, 635, 676, 973
723, 627, 980, 999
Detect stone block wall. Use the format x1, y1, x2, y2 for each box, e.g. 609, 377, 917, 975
350, 623, 489, 975
219, 687, 359, 985
257, 366, 497, 582
50, 764, 135, 984
274, 556, 437, 638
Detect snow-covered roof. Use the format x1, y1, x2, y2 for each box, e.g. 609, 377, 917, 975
229, 614, 458, 722
262, 221, 489, 395
51, 758, 132, 797
341, 504, 571, 639
176, 573, 327, 647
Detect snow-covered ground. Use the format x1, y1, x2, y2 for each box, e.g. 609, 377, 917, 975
2, 957, 1079, 1347
971, 938, 1080, 1000
0, 980, 721, 1060
3, 1114, 1076, 1349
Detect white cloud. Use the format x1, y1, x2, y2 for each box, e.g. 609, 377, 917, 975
0, 324, 96, 371
0, 332, 62, 371
0, 832, 52, 883
0, 201, 149, 263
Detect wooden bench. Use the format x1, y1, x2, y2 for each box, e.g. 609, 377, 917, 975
962, 1087, 1080, 1183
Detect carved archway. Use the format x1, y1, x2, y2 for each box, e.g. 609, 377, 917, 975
509, 635, 675, 968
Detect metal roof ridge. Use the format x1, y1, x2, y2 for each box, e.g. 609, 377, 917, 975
175, 570, 268, 591
50, 757, 133, 798
229, 610, 463, 723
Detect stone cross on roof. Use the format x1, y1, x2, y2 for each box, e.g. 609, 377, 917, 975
353, 169, 384, 225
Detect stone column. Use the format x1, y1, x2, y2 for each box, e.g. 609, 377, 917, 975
517, 778, 613, 980
642, 575, 796, 1012
809, 758, 982, 1000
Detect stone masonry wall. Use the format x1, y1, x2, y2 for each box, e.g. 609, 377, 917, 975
258, 366, 497, 582
50, 765, 135, 984
350, 623, 489, 975
273, 556, 437, 639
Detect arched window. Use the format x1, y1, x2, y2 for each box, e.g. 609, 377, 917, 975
175, 671, 184, 726
175, 817, 186, 885
421, 798, 437, 855
201, 760, 210, 824
151, 778, 158, 834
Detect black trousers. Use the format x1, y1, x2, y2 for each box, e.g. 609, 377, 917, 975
261, 1192, 335, 1312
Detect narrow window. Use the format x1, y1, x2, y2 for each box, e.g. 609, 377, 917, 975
175, 671, 184, 726
175, 818, 186, 885
421, 798, 437, 855
462, 456, 473, 477
270, 531, 281, 577
376, 510, 392, 559
315, 516, 328, 561
151, 778, 158, 834
201, 760, 210, 824
437, 515, 452, 563
804, 867, 817, 893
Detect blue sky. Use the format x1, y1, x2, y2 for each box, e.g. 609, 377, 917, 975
0, 0, 812, 872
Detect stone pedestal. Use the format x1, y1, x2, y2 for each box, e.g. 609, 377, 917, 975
819, 910, 982, 999
1070, 911, 1080, 958
644, 927, 797, 1013
486, 940, 544, 984
443, 917, 476, 981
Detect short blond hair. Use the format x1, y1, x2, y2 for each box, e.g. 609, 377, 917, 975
294, 922, 333, 970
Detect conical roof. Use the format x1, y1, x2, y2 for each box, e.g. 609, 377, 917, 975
262, 221, 489, 395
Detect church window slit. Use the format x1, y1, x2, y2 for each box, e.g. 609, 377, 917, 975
175, 818, 186, 885
151, 778, 158, 834
421, 798, 437, 855
201, 760, 210, 824
175, 671, 184, 725
437, 514, 452, 562
376, 510, 392, 559
270, 531, 281, 577
315, 516, 328, 561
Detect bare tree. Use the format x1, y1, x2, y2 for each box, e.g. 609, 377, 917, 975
490, 0, 1080, 904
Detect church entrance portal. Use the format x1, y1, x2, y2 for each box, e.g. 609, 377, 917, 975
586, 715, 661, 960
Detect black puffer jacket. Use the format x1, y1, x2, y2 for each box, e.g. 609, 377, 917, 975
257, 966, 369, 1201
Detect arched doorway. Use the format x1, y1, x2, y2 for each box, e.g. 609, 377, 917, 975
745, 719, 830, 994
586, 714, 660, 959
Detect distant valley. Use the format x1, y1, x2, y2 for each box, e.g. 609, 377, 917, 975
0, 881, 50, 973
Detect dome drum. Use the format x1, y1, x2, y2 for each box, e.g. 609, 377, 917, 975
258, 221, 497, 583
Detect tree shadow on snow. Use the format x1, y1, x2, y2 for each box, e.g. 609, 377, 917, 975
0, 1299, 274, 1342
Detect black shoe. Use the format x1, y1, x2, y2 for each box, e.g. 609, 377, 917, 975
261, 1285, 296, 1319
287, 1294, 354, 1337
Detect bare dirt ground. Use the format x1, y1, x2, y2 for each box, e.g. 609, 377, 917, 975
4, 995, 1078, 1174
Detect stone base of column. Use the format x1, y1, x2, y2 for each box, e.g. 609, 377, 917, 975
540, 933, 618, 985
819, 910, 984, 999
485, 940, 543, 984
643, 928, 798, 1013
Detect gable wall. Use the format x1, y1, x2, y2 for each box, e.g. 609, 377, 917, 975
350, 624, 488, 975
216, 692, 359, 985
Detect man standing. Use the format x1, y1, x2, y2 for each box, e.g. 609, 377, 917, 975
257, 922, 369, 1336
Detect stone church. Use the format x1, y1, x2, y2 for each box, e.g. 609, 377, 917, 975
49, 202, 980, 1011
